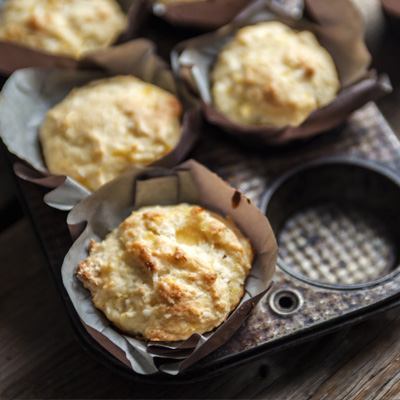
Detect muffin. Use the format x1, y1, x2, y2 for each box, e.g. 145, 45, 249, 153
76, 203, 255, 342
211, 21, 340, 128
0, 0, 127, 58
39, 75, 183, 191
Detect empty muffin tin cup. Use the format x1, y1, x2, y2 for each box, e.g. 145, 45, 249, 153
261, 156, 400, 289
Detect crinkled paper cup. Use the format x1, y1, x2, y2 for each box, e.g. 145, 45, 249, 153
381, 0, 400, 36
140, 0, 254, 31
62, 159, 278, 375
0, 39, 201, 210
172, 0, 392, 146
0, 0, 143, 75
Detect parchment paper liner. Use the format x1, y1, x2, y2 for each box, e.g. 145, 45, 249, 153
130, 0, 256, 32
381, 0, 400, 20
0, 0, 144, 75
171, 0, 392, 146
0, 39, 201, 211
62, 159, 278, 375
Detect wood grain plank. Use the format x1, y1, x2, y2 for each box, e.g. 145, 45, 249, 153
251, 313, 400, 400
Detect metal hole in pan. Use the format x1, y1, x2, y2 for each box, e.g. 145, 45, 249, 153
269, 289, 303, 315
261, 156, 400, 289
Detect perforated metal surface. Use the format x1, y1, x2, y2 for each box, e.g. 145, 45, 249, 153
278, 203, 397, 285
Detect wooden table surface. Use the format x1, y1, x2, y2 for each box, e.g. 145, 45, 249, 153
2, 6, 400, 400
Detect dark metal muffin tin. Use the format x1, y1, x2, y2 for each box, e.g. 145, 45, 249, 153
185, 102, 400, 378
8, 100, 400, 382
3, 12, 400, 380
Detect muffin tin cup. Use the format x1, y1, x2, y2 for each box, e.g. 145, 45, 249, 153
62, 159, 278, 375
0, 39, 201, 210
0, 0, 142, 75
260, 155, 400, 289
172, 0, 392, 146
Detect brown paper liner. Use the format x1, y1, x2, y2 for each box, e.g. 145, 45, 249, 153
381, 0, 400, 36
62, 159, 278, 375
0, 0, 139, 75
381, 0, 400, 19
146, 0, 254, 31
0, 39, 201, 210
172, 0, 392, 146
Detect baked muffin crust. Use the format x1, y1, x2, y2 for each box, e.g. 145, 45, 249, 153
0, 0, 127, 58
76, 203, 254, 341
211, 21, 340, 128
39, 75, 183, 191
